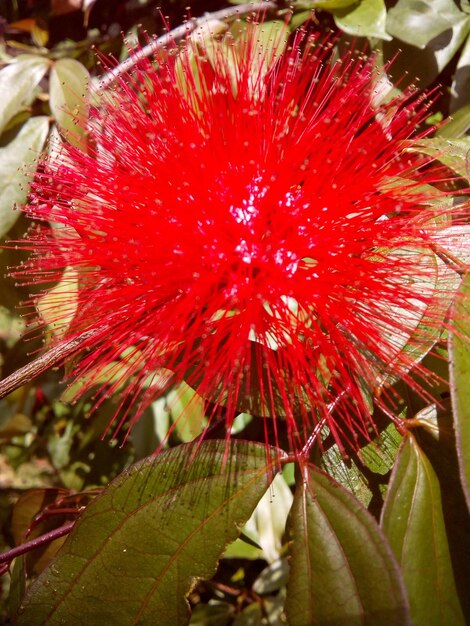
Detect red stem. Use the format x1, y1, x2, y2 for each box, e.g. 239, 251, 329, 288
0, 521, 75, 568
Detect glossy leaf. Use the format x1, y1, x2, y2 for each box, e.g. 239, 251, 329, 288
433, 17, 470, 74
285, 465, 410, 626
0, 115, 49, 237
386, 0, 466, 48
17, 440, 282, 625
449, 274, 470, 510
381, 436, 465, 626
49, 58, 89, 149
450, 31, 470, 112
333, 0, 391, 40
0, 55, 49, 135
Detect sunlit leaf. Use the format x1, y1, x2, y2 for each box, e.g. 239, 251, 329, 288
333, 0, 391, 40
449, 274, 470, 510
285, 465, 410, 626
293, 0, 357, 9
0, 115, 49, 237
438, 104, 470, 138
450, 32, 470, 112
412, 136, 470, 181
49, 58, 89, 150
247, 473, 293, 564
36, 267, 78, 340
17, 441, 283, 625
386, 0, 467, 48
381, 436, 465, 626
166, 381, 206, 443
0, 55, 49, 135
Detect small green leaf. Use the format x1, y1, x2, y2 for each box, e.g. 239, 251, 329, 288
285, 465, 410, 626
333, 0, 391, 40
49, 58, 89, 149
0, 55, 49, 135
449, 274, 470, 510
0, 115, 49, 237
381, 436, 465, 626
17, 441, 283, 625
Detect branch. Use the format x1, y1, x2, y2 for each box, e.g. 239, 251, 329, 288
0, 329, 97, 401
96, 1, 278, 89
0, 521, 75, 568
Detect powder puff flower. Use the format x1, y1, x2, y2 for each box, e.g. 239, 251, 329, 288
14, 19, 468, 454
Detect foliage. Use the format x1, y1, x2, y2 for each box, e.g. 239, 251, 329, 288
0, 1, 469, 625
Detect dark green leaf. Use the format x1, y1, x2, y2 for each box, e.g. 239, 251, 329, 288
449, 274, 470, 510
381, 436, 465, 625
189, 603, 234, 625
285, 465, 410, 626
17, 440, 282, 625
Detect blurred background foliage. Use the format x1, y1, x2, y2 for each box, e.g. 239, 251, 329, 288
0, 0, 470, 624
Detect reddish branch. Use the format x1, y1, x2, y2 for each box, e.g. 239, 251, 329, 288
0, 329, 97, 401
0, 522, 75, 571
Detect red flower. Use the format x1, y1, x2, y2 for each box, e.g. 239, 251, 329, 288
15, 20, 468, 454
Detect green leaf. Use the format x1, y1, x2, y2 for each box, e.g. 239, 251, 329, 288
189, 603, 234, 625
411, 136, 470, 181
450, 32, 470, 113
438, 104, 470, 138
381, 436, 465, 626
252, 558, 289, 595
0, 115, 49, 237
224, 472, 292, 562
449, 274, 470, 510
49, 58, 89, 149
0, 55, 49, 135
17, 440, 283, 625
166, 382, 206, 443
293, 0, 358, 9
285, 465, 410, 626
36, 267, 78, 340
386, 0, 467, 48
333, 0, 391, 40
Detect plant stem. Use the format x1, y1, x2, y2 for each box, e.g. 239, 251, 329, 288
0, 329, 97, 401
96, 1, 278, 89
0, 522, 75, 567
